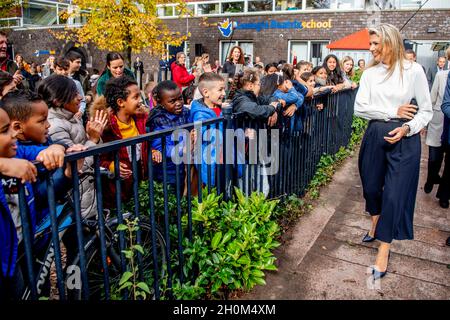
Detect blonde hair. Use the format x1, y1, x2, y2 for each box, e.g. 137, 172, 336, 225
193, 56, 202, 67
446, 47, 450, 60
368, 24, 406, 79
341, 56, 355, 77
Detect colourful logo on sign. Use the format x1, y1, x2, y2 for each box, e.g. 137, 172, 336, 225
218, 18, 233, 37
229, 19, 333, 32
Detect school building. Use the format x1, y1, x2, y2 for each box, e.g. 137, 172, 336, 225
1, 0, 450, 77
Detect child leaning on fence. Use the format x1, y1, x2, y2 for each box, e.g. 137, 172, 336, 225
232, 68, 279, 125
38, 75, 108, 219
93, 76, 162, 207
146, 80, 191, 188
189, 72, 226, 188
0, 103, 77, 299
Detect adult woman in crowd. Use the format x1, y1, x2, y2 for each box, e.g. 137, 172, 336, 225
95, 52, 135, 96
171, 51, 196, 90
355, 24, 432, 280
323, 54, 346, 92
340, 56, 358, 89
42, 55, 55, 79
222, 46, 245, 81
427, 47, 450, 208
14, 54, 30, 74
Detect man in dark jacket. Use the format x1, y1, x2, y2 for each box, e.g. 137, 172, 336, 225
0, 31, 17, 75
427, 56, 447, 90
133, 56, 144, 90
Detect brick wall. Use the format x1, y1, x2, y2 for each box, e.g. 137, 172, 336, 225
6, 9, 450, 79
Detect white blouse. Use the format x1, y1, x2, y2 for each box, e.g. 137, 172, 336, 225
354, 60, 433, 136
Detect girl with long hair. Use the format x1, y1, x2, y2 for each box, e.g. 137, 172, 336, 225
323, 54, 345, 92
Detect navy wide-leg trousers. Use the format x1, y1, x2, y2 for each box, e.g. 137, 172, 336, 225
358, 120, 421, 243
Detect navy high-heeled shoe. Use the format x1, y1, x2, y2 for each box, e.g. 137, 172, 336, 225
372, 252, 390, 280
362, 232, 375, 242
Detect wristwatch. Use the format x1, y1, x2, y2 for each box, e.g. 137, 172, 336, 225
402, 123, 411, 135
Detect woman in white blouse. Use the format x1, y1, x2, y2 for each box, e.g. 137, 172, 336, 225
354, 24, 432, 280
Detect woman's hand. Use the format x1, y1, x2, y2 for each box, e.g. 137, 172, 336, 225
283, 104, 296, 117
397, 104, 417, 120
384, 125, 409, 144
267, 112, 278, 127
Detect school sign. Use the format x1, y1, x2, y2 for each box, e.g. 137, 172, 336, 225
218, 18, 332, 36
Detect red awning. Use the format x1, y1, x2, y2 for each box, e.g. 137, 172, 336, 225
327, 29, 370, 50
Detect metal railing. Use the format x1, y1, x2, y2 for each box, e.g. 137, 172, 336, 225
8, 88, 356, 300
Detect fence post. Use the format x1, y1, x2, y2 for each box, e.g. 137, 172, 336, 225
222, 105, 233, 201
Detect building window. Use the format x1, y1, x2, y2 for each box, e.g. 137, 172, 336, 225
275, 0, 302, 10
248, 0, 274, 12
23, 2, 58, 26
397, 0, 423, 7
198, 3, 220, 15
157, 6, 174, 17
222, 1, 245, 14
334, 0, 365, 9
175, 4, 196, 16
306, 0, 331, 9
289, 40, 330, 66
57, 4, 69, 25
220, 41, 254, 65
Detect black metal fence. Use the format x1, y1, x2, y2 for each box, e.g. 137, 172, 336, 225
8, 88, 356, 300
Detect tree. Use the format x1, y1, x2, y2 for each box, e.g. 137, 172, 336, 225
56, 0, 189, 66
0, 0, 21, 19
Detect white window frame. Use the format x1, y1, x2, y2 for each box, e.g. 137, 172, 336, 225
288, 40, 330, 64
219, 40, 254, 65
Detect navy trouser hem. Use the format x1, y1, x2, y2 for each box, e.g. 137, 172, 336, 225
359, 121, 420, 243
375, 235, 413, 244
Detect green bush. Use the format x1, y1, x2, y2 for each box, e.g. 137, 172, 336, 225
168, 188, 281, 299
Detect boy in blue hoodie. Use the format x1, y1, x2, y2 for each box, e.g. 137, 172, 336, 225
0, 91, 81, 299
146, 81, 191, 187
190, 73, 226, 187
2, 91, 77, 209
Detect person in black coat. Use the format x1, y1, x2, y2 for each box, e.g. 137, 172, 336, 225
231, 69, 279, 123
133, 56, 145, 89
222, 46, 245, 82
